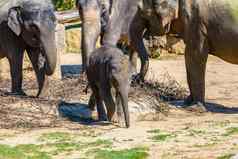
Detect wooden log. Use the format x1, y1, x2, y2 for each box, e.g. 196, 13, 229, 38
56, 10, 80, 24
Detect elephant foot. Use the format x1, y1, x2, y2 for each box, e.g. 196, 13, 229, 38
98, 115, 108, 122
184, 103, 207, 113
183, 95, 207, 112
184, 95, 194, 106
6, 90, 27, 97
111, 113, 124, 127
183, 100, 207, 114
93, 120, 111, 126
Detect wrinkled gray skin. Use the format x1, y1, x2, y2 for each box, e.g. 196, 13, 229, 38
87, 46, 131, 128
76, 0, 159, 81
140, 0, 238, 107
0, 0, 57, 96
76, 0, 102, 73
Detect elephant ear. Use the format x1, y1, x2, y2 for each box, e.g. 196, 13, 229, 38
153, 0, 179, 28
8, 7, 22, 36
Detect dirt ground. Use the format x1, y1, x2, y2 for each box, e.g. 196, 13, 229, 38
0, 54, 237, 159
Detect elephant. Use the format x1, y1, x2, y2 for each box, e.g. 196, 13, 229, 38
0, 0, 57, 96
87, 46, 131, 128
139, 0, 238, 107
76, 0, 161, 81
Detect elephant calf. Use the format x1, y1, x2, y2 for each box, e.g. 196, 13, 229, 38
86, 46, 131, 128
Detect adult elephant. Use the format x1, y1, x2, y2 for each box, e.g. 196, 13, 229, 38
139, 0, 238, 107
0, 0, 57, 96
76, 0, 160, 81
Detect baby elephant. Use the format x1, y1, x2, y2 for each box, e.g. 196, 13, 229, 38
86, 46, 131, 128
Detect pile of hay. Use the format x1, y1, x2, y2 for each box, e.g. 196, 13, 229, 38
130, 74, 188, 114
0, 73, 188, 129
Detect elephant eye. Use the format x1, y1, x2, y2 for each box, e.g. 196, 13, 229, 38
30, 24, 39, 33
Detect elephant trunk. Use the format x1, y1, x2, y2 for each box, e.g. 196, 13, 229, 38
26, 47, 46, 97
119, 87, 130, 128
40, 32, 57, 76
81, 8, 101, 71
35, 64, 46, 97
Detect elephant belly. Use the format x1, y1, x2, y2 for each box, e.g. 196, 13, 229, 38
207, 5, 238, 64
209, 25, 238, 64
209, 27, 238, 64
213, 49, 238, 64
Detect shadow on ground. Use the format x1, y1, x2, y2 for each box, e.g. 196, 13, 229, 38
170, 100, 238, 114
58, 101, 111, 126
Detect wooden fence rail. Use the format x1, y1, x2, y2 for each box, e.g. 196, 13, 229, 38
56, 10, 80, 24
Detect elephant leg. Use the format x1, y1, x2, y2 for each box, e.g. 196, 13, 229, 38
184, 30, 209, 106
129, 12, 148, 82
100, 85, 115, 122
80, 38, 87, 73
91, 84, 107, 121
26, 48, 46, 97
8, 51, 26, 96
88, 93, 96, 111
116, 91, 123, 120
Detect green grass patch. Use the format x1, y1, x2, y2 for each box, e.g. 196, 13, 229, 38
39, 132, 73, 142
0, 130, 147, 159
0, 144, 51, 159
147, 129, 161, 134
223, 127, 238, 136
94, 147, 149, 159
147, 129, 175, 142
47, 139, 112, 155
86, 139, 113, 148
151, 134, 173, 142
0, 144, 26, 159
48, 142, 82, 155
0, 135, 114, 159
0, 139, 146, 159
217, 153, 235, 159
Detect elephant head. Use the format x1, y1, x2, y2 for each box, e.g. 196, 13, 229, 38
7, 1, 57, 96
138, 0, 179, 35
76, 0, 109, 71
